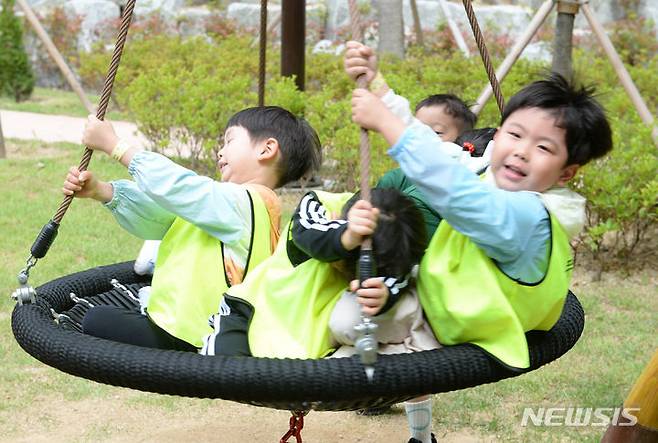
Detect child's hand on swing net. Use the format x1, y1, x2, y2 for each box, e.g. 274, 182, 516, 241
350, 278, 389, 317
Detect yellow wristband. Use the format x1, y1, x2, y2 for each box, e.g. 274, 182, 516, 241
111, 139, 131, 161
369, 71, 387, 93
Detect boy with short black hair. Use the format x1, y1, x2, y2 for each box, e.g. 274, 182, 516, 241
352, 72, 613, 443
62, 106, 322, 351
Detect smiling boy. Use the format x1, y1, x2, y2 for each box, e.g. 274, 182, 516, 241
63, 106, 322, 351
351, 73, 613, 443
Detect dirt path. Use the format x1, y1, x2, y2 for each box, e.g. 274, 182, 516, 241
0, 387, 488, 443
0, 109, 148, 148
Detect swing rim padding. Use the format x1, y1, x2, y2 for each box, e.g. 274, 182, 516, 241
11, 261, 584, 411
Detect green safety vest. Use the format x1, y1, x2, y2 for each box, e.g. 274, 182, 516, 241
418, 212, 572, 369
147, 188, 274, 348
228, 190, 354, 359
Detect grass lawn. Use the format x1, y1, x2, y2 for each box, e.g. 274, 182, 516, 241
0, 87, 130, 120
0, 138, 656, 442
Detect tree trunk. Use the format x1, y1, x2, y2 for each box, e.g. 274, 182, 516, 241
552, 2, 577, 80
377, 0, 405, 59
281, 0, 306, 90
409, 0, 424, 47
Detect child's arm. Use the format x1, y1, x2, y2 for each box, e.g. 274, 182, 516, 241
349, 278, 389, 317
62, 166, 113, 202
349, 276, 410, 317
82, 116, 248, 244
63, 166, 176, 240
353, 90, 551, 277
289, 192, 379, 264
345, 41, 415, 126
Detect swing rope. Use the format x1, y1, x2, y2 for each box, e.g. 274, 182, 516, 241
258, 0, 267, 106
19, 0, 136, 279
347, 0, 380, 379
347, 0, 372, 208
54, 0, 136, 224
461, 0, 505, 114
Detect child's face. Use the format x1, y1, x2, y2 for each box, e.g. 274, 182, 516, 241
415, 104, 461, 142
491, 107, 577, 193
217, 125, 262, 183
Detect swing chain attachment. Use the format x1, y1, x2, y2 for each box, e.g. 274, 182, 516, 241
354, 316, 378, 382
279, 410, 308, 443
11, 256, 38, 305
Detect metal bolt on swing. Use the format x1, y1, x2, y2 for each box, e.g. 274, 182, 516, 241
279, 410, 308, 443
354, 316, 378, 381
354, 246, 379, 382
11, 256, 38, 305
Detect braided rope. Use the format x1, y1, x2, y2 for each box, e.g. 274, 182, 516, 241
462, 0, 505, 114
348, 0, 372, 234
258, 0, 268, 106
52, 0, 136, 224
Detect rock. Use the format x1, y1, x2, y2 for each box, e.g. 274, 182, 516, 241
175, 6, 213, 37
639, 0, 658, 37
324, 0, 374, 40
520, 41, 552, 63
227, 2, 280, 30
64, 0, 120, 52
312, 39, 344, 55
133, 0, 185, 24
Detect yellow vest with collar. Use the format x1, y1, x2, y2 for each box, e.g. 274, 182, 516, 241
418, 212, 572, 369
228, 190, 354, 359
147, 187, 275, 348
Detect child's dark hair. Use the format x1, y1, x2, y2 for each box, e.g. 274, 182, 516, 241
454, 127, 496, 157
342, 188, 427, 280
501, 72, 612, 166
226, 106, 322, 187
415, 94, 477, 133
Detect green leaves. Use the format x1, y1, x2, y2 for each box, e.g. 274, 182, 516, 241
0, 0, 34, 101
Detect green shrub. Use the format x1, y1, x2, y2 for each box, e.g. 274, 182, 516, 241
121, 36, 257, 171
0, 0, 34, 101
568, 52, 658, 275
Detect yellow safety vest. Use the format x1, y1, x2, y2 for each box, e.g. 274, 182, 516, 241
418, 212, 572, 369
147, 188, 275, 347
228, 191, 354, 359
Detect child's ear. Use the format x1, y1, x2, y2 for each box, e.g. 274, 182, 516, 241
258, 137, 280, 160
557, 164, 579, 186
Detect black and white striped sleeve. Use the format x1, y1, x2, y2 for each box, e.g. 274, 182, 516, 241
290, 192, 352, 263
377, 275, 411, 315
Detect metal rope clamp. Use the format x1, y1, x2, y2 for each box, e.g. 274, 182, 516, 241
354, 316, 378, 382
11, 256, 38, 305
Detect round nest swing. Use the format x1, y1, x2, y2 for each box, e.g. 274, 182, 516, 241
11, 0, 585, 414
12, 261, 585, 411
